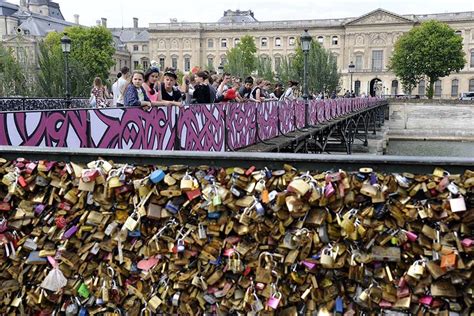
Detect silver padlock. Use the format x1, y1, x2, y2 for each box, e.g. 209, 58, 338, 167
198, 224, 207, 240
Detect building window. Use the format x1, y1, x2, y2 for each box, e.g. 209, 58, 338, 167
159, 57, 165, 70
317, 36, 324, 44
184, 57, 191, 72
289, 37, 295, 46
434, 80, 442, 97
208, 39, 214, 48
143, 60, 149, 69
275, 37, 282, 47
172, 57, 178, 70
220, 56, 226, 65
418, 80, 425, 96
234, 38, 240, 46
261, 37, 268, 47
470, 50, 474, 67
142, 45, 148, 52
371, 50, 383, 72
355, 55, 363, 70
208, 57, 214, 68
455, 30, 462, 36
391, 80, 398, 95
133, 45, 139, 51
451, 79, 459, 97
275, 56, 281, 70
221, 39, 227, 48
332, 36, 338, 45
470, 79, 474, 92
354, 80, 361, 96
134, 61, 139, 69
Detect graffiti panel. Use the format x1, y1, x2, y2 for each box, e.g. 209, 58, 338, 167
0, 110, 88, 148
257, 102, 278, 141
226, 103, 256, 150
90, 107, 175, 150
278, 101, 295, 134
178, 104, 225, 152
295, 101, 306, 129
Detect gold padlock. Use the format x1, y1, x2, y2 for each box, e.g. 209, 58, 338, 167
180, 174, 194, 191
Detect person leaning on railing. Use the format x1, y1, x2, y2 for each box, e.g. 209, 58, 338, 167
124, 71, 152, 111
143, 68, 181, 107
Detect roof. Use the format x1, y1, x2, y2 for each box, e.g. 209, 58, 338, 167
217, 10, 258, 23
0, 0, 19, 16
111, 28, 149, 42
17, 13, 73, 36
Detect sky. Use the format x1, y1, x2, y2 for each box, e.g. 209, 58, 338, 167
12, 0, 474, 27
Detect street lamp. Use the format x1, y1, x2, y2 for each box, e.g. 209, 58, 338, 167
348, 61, 355, 97
61, 33, 72, 106
300, 29, 312, 127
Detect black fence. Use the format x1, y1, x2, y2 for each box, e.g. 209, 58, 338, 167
0, 98, 90, 112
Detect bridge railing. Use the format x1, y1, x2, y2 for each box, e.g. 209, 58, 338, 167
0, 97, 90, 111
0, 98, 383, 152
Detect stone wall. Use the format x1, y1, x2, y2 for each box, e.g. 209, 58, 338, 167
388, 101, 474, 139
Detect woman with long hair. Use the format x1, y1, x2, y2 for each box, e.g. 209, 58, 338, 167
143, 68, 181, 107
91, 77, 110, 108
124, 70, 152, 110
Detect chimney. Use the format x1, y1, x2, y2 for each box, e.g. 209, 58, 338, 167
74, 14, 80, 25
101, 18, 107, 28
133, 17, 138, 28
20, 0, 27, 8
96, 20, 101, 26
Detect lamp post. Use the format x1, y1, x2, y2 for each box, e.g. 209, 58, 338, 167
300, 29, 312, 127
61, 33, 72, 106
348, 61, 355, 97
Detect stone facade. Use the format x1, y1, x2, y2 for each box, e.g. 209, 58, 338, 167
140, 8, 474, 98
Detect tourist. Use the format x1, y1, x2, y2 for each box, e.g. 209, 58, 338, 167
124, 71, 152, 110
216, 73, 232, 101
239, 76, 254, 101
116, 66, 130, 107
90, 77, 110, 108
282, 80, 299, 101
192, 71, 211, 104
160, 70, 183, 103
143, 68, 181, 107
269, 83, 284, 100
111, 72, 122, 106
250, 78, 265, 103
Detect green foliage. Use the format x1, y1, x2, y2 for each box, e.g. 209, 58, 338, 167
275, 56, 298, 85
390, 20, 465, 99
39, 26, 115, 97
0, 43, 35, 97
292, 40, 341, 94
256, 56, 274, 82
224, 35, 257, 78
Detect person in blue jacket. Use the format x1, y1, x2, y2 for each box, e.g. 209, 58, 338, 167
124, 71, 152, 110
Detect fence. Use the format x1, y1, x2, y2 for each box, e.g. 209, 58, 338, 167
0, 97, 90, 112
0, 98, 381, 152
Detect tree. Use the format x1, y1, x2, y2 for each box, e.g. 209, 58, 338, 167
390, 20, 465, 99
39, 25, 115, 97
275, 56, 298, 85
256, 56, 274, 82
0, 43, 36, 97
292, 40, 341, 95
224, 35, 257, 78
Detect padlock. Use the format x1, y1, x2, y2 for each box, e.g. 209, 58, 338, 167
288, 178, 310, 196
320, 248, 334, 267
266, 291, 282, 309
255, 179, 266, 193
449, 196, 466, 212
198, 223, 207, 239
123, 212, 140, 231
176, 239, 185, 252
251, 294, 264, 312
149, 169, 165, 184
180, 174, 194, 191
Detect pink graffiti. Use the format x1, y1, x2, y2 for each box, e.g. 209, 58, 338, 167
178, 104, 225, 151
278, 101, 295, 134
91, 107, 175, 150
0, 110, 88, 147
257, 102, 279, 141
226, 103, 256, 150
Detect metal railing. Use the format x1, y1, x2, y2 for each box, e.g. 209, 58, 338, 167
0, 97, 90, 112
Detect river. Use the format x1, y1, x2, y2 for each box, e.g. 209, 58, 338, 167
387, 140, 474, 157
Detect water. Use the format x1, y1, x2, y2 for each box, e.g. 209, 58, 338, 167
387, 140, 474, 157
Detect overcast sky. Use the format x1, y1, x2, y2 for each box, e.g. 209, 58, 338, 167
13, 0, 474, 27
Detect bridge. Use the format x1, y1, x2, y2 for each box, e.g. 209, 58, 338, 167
0, 98, 386, 154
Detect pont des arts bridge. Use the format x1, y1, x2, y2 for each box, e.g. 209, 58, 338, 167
0, 98, 386, 154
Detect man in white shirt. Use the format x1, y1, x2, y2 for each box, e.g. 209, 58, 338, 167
111, 72, 122, 106
116, 66, 130, 107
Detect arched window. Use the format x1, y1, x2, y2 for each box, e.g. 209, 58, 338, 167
274, 56, 281, 70
234, 38, 240, 46
275, 37, 282, 47
391, 80, 398, 96
332, 36, 338, 45
288, 37, 295, 46
261, 37, 268, 47
455, 30, 462, 36
451, 79, 459, 97
418, 80, 425, 97
355, 55, 363, 70
184, 55, 191, 72
159, 56, 165, 70
354, 80, 361, 96
221, 39, 227, 48
171, 55, 178, 70
434, 80, 442, 97
207, 56, 214, 69
317, 36, 324, 44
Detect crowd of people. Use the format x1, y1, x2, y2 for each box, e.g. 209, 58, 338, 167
90, 64, 362, 110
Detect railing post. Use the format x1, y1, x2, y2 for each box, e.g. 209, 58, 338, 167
174, 106, 181, 151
